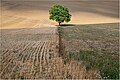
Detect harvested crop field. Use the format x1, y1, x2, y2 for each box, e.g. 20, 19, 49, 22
0, 27, 101, 79
0, 0, 119, 79
0, 27, 59, 79
58, 23, 119, 79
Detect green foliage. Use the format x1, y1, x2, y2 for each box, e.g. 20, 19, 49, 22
49, 5, 71, 25
67, 51, 119, 79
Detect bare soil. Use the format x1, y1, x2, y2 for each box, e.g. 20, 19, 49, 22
1, 0, 119, 29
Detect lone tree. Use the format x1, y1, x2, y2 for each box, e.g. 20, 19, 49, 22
49, 5, 71, 26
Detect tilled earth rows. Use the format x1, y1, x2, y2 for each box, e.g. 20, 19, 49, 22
0, 27, 58, 79
0, 27, 100, 79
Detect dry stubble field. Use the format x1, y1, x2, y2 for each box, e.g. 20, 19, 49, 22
58, 23, 119, 79
0, 25, 100, 79
0, 27, 60, 79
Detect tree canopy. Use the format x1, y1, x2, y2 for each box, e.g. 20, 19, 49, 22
49, 5, 71, 25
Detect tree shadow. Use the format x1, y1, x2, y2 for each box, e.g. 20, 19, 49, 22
56, 24, 76, 26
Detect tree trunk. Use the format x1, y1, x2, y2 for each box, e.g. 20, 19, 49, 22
59, 22, 61, 26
